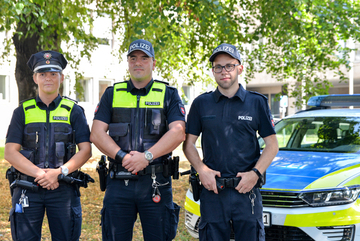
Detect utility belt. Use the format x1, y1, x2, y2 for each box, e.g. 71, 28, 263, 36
110, 163, 164, 179
6, 167, 94, 196
183, 166, 266, 201
96, 155, 179, 192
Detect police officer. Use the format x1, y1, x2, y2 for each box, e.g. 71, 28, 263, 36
4, 50, 91, 241
90, 39, 186, 241
183, 43, 279, 241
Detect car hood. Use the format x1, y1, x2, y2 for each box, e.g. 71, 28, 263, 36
262, 150, 360, 191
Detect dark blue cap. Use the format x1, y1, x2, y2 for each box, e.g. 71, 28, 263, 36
27, 50, 67, 73
209, 43, 241, 64
127, 39, 155, 58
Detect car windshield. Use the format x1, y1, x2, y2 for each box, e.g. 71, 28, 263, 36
259, 116, 360, 153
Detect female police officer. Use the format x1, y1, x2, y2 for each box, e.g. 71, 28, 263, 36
4, 50, 91, 241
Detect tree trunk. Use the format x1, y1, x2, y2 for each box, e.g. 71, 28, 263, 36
12, 18, 40, 103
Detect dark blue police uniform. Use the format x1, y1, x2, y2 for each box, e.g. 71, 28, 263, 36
6, 94, 90, 241
94, 79, 185, 241
186, 84, 276, 241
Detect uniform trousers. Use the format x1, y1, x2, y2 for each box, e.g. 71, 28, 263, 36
10, 183, 82, 241
101, 174, 180, 241
199, 187, 265, 241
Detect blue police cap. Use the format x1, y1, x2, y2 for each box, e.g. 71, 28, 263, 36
127, 39, 155, 58
209, 43, 241, 64
27, 50, 67, 73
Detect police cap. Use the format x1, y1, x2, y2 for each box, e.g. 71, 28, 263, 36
27, 50, 67, 73
209, 43, 241, 64
127, 39, 155, 58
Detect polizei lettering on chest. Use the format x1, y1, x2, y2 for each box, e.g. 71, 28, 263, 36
145, 101, 160, 106
53, 116, 68, 121
238, 116, 252, 121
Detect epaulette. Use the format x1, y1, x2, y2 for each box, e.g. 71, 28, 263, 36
154, 79, 169, 86
113, 80, 127, 86
248, 90, 268, 100
19, 97, 35, 106
62, 96, 79, 104
200, 90, 214, 96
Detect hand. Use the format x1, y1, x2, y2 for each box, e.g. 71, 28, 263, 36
122, 151, 149, 174
235, 171, 259, 194
34, 168, 61, 190
197, 165, 221, 194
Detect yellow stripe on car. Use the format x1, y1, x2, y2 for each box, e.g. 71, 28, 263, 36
284, 199, 360, 227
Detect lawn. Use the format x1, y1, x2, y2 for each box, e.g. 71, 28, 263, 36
0, 147, 197, 241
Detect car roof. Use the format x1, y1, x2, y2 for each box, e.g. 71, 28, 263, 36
285, 108, 360, 119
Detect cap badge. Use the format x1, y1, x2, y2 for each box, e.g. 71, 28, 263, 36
46, 60, 50, 64
43, 53, 52, 60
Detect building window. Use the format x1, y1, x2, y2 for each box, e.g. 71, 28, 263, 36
76, 79, 90, 102
99, 80, 111, 100
0, 75, 6, 100
182, 86, 191, 105
270, 94, 280, 118
355, 43, 360, 62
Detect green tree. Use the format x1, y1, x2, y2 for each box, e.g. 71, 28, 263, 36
0, 0, 97, 102
1, 0, 359, 106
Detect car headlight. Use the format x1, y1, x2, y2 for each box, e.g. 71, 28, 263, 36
299, 186, 360, 207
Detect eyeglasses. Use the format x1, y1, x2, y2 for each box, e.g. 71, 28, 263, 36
212, 64, 240, 73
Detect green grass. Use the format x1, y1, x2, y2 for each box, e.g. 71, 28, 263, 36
0, 158, 197, 241
0, 147, 4, 160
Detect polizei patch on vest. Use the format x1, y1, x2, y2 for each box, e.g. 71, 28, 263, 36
145, 101, 160, 106
53, 116, 68, 121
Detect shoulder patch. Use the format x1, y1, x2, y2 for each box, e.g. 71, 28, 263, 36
179, 103, 186, 116
248, 91, 268, 100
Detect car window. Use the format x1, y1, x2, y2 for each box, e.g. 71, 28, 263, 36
259, 116, 360, 153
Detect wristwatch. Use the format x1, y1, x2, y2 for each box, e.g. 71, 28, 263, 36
60, 165, 69, 176
144, 150, 154, 163
252, 167, 262, 179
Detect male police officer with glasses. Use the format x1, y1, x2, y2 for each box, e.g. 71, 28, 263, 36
183, 43, 278, 241
90, 39, 186, 241
4, 50, 91, 240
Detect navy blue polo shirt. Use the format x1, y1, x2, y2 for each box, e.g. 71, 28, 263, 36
6, 94, 90, 145
186, 84, 275, 178
94, 79, 186, 124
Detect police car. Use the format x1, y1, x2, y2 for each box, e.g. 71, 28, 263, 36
184, 94, 360, 241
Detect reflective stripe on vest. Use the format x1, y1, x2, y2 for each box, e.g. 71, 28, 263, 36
23, 98, 74, 125
112, 82, 166, 108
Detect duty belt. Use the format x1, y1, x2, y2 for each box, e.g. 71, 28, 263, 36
215, 177, 241, 189
111, 163, 164, 176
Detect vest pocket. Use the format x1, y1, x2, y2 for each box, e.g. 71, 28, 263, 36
55, 142, 65, 166
150, 109, 161, 135
19, 149, 36, 164
109, 123, 131, 151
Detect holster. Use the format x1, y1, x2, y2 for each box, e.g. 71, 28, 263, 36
96, 155, 108, 191
6, 166, 18, 196
189, 166, 202, 201
162, 156, 180, 179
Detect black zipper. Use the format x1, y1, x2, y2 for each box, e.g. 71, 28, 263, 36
45, 109, 50, 168
134, 95, 141, 150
